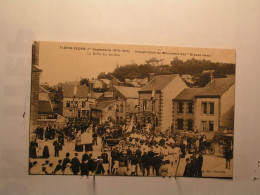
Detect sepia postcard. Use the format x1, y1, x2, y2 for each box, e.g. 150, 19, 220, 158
29, 41, 235, 178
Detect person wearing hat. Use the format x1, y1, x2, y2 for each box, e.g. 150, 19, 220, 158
53, 138, 60, 157
71, 153, 81, 175
183, 158, 191, 177
62, 153, 70, 172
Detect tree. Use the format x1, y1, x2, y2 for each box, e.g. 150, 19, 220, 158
194, 74, 211, 87
80, 78, 89, 86
145, 57, 164, 66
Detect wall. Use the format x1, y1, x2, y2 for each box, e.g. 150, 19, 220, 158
172, 100, 194, 132
62, 97, 88, 118
161, 75, 188, 131
220, 84, 235, 129
1, 1, 260, 195
194, 97, 220, 132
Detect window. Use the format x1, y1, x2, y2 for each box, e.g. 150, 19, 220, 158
209, 102, 214, 114
187, 119, 193, 131
209, 121, 214, 131
202, 102, 207, 114
66, 101, 70, 107
120, 104, 124, 112
202, 121, 206, 131
152, 100, 155, 112
143, 100, 147, 111
177, 119, 183, 130
178, 102, 183, 113
82, 101, 86, 108
188, 102, 193, 113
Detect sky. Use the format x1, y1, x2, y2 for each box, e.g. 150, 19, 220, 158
37, 41, 236, 86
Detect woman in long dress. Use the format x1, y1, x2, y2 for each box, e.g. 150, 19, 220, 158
42, 145, 50, 158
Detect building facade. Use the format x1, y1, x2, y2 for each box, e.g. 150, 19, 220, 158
57, 84, 90, 118
172, 77, 235, 138
95, 86, 140, 124
138, 74, 188, 132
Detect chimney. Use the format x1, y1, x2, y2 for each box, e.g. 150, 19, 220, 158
210, 72, 215, 83
148, 73, 155, 82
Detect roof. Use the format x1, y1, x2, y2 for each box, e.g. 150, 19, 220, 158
91, 101, 115, 110
89, 92, 103, 99
39, 86, 50, 94
38, 100, 53, 114
100, 79, 111, 85
203, 77, 235, 95
174, 88, 203, 100
139, 74, 178, 92
39, 86, 51, 101
113, 86, 140, 98
62, 84, 89, 98
174, 77, 235, 100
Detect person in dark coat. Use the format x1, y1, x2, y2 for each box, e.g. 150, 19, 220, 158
80, 159, 89, 176
126, 147, 132, 163
82, 152, 90, 163
189, 155, 195, 177
62, 153, 70, 172
141, 152, 150, 176
224, 146, 233, 169
183, 158, 191, 177
193, 154, 200, 177
180, 141, 186, 158
197, 152, 203, 177
71, 153, 81, 175
29, 140, 38, 158
87, 154, 96, 173
42, 145, 50, 158
153, 155, 162, 176
101, 153, 109, 164
53, 139, 60, 157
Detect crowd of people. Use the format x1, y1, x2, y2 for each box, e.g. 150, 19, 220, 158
29, 117, 233, 177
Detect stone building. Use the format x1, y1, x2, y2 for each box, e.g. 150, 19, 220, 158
90, 101, 117, 123
96, 86, 140, 124
172, 77, 235, 138
57, 84, 90, 118
138, 74, 188, 132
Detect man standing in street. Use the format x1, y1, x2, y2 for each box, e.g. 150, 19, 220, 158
71, 153, 81, 175
197, 152, 203, 177
53, 138, 60, 157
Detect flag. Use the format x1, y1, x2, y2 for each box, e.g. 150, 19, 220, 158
76, 126, 93, 145
126, 117, 134, 133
